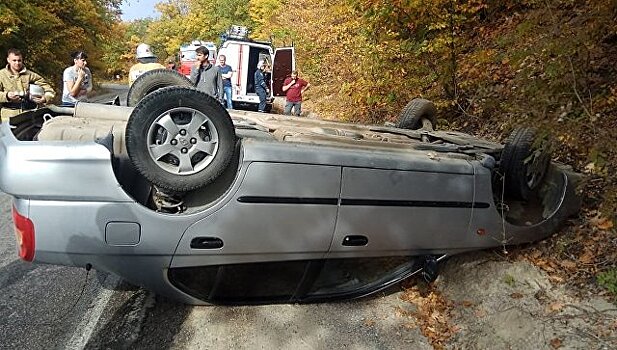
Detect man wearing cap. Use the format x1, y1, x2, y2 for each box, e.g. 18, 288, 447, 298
129, 43, 165, 86
0, 48, 55, 122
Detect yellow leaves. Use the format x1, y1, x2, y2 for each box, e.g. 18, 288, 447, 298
400, 284, 458, 348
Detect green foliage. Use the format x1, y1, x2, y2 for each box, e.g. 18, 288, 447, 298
146, 0, 253, 58
597, 269, 617, 297
0, 0, 121, 95
503, 274, 516, 287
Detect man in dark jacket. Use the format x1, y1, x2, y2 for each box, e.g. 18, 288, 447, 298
189, 46, 223, 102
254, 60, 269, 112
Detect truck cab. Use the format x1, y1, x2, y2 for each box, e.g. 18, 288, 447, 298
217, 25, 295, 111
178, 40, 217, 77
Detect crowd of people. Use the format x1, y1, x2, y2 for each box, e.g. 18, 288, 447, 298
1, 43, 312, 123
0, 47, 93, 121
187, 46, 310, 115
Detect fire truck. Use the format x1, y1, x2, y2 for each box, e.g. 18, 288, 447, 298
178, 40, 217, 77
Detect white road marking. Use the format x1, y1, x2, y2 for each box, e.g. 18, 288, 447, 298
64, 274, 119, 350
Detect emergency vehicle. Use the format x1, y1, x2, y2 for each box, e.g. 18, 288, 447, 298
178, 40, 217, 77
217, 25, 295, 111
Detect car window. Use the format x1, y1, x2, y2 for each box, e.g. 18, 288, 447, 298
168, 260, 309, 304
181, 50, 196, 61
306, 257, 414, 298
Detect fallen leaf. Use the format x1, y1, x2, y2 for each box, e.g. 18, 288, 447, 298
548, 275, 564, 283
363, 318, 376, 327
546, 302, 564, 313
579, 251, 595, 264
550, 338, 562, 348
560, 260, 577, 270
510, 292, 524, 299
597, 218, 614, 230
589, 215, 614, 230
584, 162, 595, 173
530, 249, 543, 259
461, 300, 474, 307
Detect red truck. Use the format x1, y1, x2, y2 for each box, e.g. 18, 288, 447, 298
178, 40, 217, 77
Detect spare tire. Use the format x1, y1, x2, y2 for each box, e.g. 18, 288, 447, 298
499, 127, 551, 201
126, 69, 193, 107
126, 86, 236, 192
397, 98, 437, 130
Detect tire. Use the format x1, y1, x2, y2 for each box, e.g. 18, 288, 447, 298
499, 127, 551, 200
126, 86, 236, 192
126, 69, 193, 107
397, 98, 438, 130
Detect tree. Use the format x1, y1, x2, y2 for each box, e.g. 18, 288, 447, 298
0, 0, 121, 93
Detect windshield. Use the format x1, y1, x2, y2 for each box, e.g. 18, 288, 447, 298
180, 49, 216, 62
181, 50, 197, 61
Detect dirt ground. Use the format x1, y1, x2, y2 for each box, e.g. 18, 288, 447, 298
136, 250, 615, 350
402, 251, 617, 350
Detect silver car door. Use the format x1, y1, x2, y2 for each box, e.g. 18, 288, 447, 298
172, 162, 341, 268
330, 161, 478, 258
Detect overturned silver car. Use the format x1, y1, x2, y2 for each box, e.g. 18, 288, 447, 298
0, 87, 580, 304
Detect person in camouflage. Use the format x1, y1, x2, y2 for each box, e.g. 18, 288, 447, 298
0, 48, 55, 122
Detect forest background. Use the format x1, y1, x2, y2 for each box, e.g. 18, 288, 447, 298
1, 0, 616, 299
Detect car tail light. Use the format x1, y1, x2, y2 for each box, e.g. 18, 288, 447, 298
12, 205, 35, 262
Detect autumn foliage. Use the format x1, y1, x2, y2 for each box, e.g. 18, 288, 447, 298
1, 0, 615, 297
0, 0, 122, 90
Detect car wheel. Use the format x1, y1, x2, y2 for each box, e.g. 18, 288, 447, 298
499, 127, 551, 200
397, 98, 437, 130
126, 69, 193, 107
126, 86, 236, 192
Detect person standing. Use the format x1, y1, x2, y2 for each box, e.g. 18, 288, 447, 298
165, 57, 176, 70
282, 70, 310, 116
190, 46, 222, 101
62, 51, 92, 106
218, 55, 233, 109
0, 48, 55, 122
128, 43, 165, 85
254, 61, 269, 112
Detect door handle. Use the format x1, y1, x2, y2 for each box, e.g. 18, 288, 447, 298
190, 237, 224, 249
342, 235, 368, 247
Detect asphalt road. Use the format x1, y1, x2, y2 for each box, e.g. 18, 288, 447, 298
0, 84, 429, 349
0, 192, 427, 350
